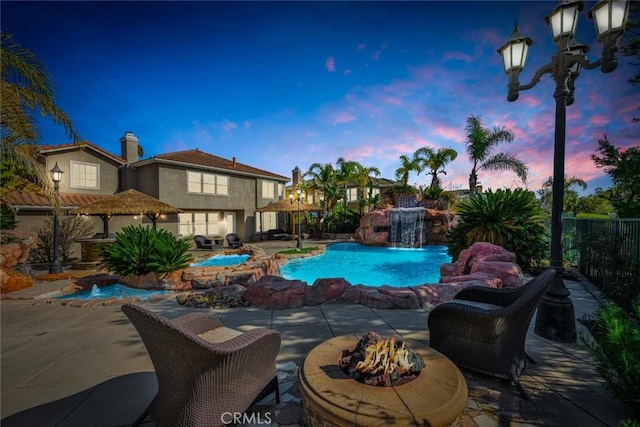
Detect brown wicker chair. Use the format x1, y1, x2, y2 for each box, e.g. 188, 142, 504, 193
121, 303, 281, 427
428, 268, 555, 399
225, 233, 243, 248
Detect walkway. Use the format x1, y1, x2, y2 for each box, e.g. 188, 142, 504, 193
0, 262, 633, 426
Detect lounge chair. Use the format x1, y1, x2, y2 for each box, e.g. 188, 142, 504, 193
267, 228, 292, 240
194, 235, 216, 250
121, 303, 281, 427
225, 233, 243, 248
427, 268, 555, 399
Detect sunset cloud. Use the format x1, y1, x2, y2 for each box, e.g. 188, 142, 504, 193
325, 56, 336, 72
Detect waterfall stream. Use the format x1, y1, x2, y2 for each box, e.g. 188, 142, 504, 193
389, 208, 426, 247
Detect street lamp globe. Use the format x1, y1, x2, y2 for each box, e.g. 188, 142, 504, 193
589, 0, 631, 72
545, 0, 583, 44
50, 162, 64, 184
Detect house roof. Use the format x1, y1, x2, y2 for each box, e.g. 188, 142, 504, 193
38, 141, 126, 165
3, 192, 112, 209
136, 149, 289, 182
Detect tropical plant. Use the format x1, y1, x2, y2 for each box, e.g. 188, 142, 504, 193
394, 154, 422, 187
537, 175, 587, 216
30, 215, 95, 263
591, 136, 640, 218
1, 32, 79, 210
446, 189, 547, 268
414, 147, 458, 189
581, 302, 640, 416
463, 115, 528, 194
304, 162, 339, 214
419, 186, 456, 208
324, 204, 360, 234
102, 225, 192, 277
352, 163, 380, 215
336, 157, 359, 206
0, 201, 17, 230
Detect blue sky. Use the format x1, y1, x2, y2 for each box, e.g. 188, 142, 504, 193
2, 1, 637, 194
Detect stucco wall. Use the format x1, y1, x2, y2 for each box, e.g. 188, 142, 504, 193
45, 151, 120, 195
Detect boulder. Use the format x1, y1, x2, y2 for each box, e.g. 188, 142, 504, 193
358, 286, 394, 309
439, 272, 503, 288
412, 281, 481, 308
378, 286, 420, 309
0, 268, 35, 294
0, 231, 38, 269
246, 275, 306, 309
471, 261, 524, 289
455, 242, 517, 275
305, 278, 351, 305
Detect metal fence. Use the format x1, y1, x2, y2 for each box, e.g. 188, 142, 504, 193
563, 218, 640, 288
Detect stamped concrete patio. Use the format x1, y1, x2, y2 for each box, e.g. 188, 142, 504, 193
0, 249, 634, 426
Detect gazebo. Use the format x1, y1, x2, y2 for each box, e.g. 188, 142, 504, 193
69, 189, 183, 237
256, 199, 321, 241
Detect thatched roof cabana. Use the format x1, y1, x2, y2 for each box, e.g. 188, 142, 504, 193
69, 189, 182, 237
256, 199, 321, 240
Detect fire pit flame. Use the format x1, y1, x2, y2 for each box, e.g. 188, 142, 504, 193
339, 332, 425, 386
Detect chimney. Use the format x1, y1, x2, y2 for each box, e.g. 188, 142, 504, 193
232, 156, 237, 167
120, 131, 139, 163
292, 166, 302, 189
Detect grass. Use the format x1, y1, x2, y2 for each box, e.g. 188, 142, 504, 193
277, 247, 318, 255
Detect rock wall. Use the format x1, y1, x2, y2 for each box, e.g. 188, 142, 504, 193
0, 231, 37, 293
355, 208, 457, 246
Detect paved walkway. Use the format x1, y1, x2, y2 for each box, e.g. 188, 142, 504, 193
0, 259, 633, 426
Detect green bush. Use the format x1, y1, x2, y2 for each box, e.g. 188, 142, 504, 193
446, 189, 547, 268
582, 302, 640, 417
324, 204, 360, 233
1, 202, 17, 230
103, 225, 192, 277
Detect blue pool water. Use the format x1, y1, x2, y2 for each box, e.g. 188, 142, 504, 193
57, 284, 171, 301
190, 254, 250, 267
280, 242, 451, 287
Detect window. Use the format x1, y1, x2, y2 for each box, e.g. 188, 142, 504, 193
262, 181, 275, 199
369, 188, 380, 197
70, 161, 99, 189
347, 188, 358, 202
187, 171, 228, 195
179, 212, 223, 236
277, 184, 284, 199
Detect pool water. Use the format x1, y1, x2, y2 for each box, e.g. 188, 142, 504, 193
280, 242, 451, 287
190, 254, 250, 267
56, 284, 171, 301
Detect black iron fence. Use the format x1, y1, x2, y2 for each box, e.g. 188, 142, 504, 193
563, 218, 640, 289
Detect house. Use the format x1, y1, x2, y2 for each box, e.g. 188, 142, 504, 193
4, 131, 290, 254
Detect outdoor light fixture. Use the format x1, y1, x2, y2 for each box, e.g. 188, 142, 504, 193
49, 162, 64, 274
290, 189, 305, 249
497, 0, 629, 343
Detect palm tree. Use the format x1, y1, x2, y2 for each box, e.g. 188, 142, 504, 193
394, 154, 422, 187
537, 175, 587, 216
415, 146, 458, 189
336, 157, 359, 206
464, 115, 527, 194
352, 163, 381, 215
304, 162, 338, 213
1, 32, 79, 206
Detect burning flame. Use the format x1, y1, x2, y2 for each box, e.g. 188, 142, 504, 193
354, 336, 414, 377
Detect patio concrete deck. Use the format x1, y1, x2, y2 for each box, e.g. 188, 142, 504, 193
0, 256, 633, 426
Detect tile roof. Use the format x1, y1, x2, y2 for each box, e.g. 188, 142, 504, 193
3, 192, 112, 209
147, 149, 289, 181
39, 141, 126, 164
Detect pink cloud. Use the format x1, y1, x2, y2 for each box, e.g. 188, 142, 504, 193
372, 50, 382, 60
590, 115, 610, 126
356, 43, 366, 51
222, 120, 237, 132
384, 97, 402, 106
520, 95, 540, 108
344, 68, 352, 76
430, 125, 463, 142
331, 112, 357, 124
325, 56, 336, 72
443, 51, 474, 62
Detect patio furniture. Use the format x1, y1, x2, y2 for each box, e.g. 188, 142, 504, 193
225, 233, 243, 248
428, 268, 555, 400
267, 228, 292, 240
121, 303, 281, 427
194, 235, 216, 250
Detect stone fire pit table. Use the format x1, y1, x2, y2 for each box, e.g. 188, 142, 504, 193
299, 335, 468, 426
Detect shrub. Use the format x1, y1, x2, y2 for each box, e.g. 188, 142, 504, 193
325, 204, 360, 233
582, 302, 640, 417
103, 225, 192, 277
30, 215, 94, 263
446, 189, 547, 268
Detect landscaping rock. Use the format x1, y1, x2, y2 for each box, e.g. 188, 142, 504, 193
471, 261, 523, 289
304, 278, 350, 305
439, 272, 503, 288
246, 276, 306, 309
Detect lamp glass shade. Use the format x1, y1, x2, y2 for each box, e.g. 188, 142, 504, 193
500, 39, 529, 73
549, 2, 579, 39
591, 0, 629, 37
50, 162, 64, 183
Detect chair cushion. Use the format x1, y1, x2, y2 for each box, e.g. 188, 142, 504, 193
452, 300, 503, 311
198, 327, 244, 343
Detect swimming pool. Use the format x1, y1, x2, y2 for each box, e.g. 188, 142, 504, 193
56, 284, 171, 301
190, 254, 250, 267
280, 242, 451, 287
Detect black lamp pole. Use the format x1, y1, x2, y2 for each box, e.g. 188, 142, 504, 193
497, 0, 630, 342
290, 189, 305, 249
49, 162, 64, 274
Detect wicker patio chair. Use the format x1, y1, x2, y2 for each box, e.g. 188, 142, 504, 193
427, 268, 555, 399
194, 235, 216, 250
225, 233, 243, 248
121, 303, 281, 427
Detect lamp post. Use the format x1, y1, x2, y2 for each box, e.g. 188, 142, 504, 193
49, 162, 64, 274
497, 0, 629, 343
290, 189, 305, 249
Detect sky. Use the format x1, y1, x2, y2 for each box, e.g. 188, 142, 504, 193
2, 1, 638, 195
